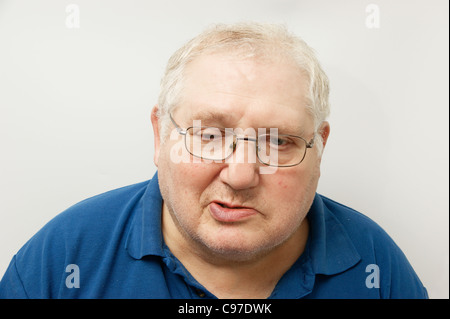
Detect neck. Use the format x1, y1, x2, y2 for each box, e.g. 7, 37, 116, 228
162, 203, 309, 299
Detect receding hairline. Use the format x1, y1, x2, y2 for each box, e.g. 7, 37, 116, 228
158, 23, 321, 111
168, 39, 313, 113
177, 23, 309, 68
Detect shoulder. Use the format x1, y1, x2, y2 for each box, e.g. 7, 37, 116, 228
318, 194, 407, 259
3, 180, 151, 298
54, 180, 149, 229
319, 195, 389, 240
30, 180, 151, 245
317, 194, 428, 298
62, 180, 150, 217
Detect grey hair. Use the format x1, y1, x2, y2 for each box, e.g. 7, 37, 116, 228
156, 22, 330, 155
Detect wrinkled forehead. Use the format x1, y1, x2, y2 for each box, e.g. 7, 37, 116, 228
174, 53, 313, 135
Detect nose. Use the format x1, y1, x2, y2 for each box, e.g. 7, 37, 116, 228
219, 140, 260, 190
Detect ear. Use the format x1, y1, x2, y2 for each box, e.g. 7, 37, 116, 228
151, 105, 161, 167
319, 121, 330, 150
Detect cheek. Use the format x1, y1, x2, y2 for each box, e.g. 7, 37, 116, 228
172, 162, 217, 192
262, 166, 318, 215
159, 146, 218, 204
271, 167, 312, 194
277, 180, 289, 189
160, 141, 218, 184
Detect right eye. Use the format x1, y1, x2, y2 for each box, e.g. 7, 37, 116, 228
202, 133, 220, 141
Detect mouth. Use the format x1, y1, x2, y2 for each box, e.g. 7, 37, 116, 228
215, 202, 248, 209
209, 201, 258, 223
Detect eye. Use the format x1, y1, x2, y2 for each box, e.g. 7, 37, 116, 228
202, 133, 219, 141
269, 136, 290, 146
199, 128, 224, 141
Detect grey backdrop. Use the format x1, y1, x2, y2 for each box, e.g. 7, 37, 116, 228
0, 0, 448, 298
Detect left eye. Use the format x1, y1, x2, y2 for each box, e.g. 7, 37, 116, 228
270, 137, 289, 146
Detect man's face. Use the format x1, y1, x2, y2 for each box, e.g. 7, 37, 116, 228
154, 53, 328, 261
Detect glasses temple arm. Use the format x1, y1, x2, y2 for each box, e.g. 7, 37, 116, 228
169, 113, 187, 135
306, 135, 315, 148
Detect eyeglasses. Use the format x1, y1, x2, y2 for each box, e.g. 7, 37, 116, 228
169, 113, 315, 167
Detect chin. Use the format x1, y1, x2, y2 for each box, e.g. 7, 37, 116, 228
197, 230, 287, 263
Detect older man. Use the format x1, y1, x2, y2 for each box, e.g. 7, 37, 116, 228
0, 23, 427, 299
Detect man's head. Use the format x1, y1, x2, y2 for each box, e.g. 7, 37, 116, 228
151, 22, 331, 262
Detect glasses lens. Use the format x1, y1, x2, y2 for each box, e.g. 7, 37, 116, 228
185, 127, 235, 160
257, 134, 307, 167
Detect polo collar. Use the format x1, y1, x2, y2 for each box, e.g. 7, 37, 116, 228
125, 173, 361, 278
306, 194, 361, 276
269, 194, 361, 298
125, 172, 165, 259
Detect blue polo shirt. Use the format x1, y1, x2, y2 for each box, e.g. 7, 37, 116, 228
0, 173, 427, 299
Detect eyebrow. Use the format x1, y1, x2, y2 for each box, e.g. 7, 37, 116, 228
186, 110, 307, 136
272, 124, 306, 137
188, 110, 236, 126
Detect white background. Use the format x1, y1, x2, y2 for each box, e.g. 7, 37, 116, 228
0, 0, 448, 298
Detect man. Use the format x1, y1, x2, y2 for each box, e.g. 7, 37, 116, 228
0, 22, 427, 298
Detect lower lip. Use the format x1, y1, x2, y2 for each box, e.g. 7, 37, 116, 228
209, 202, 258, 223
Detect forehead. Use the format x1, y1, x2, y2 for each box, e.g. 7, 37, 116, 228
177, 53, 313, 132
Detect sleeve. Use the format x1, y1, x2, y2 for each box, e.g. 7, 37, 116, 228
0, 256, 29, 299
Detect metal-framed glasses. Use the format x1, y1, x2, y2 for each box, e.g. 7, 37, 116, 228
170, 113, 315, 167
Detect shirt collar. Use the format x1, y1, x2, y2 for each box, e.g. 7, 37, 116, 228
269, 194, 361, 298
306, 194, 361, 275
125, 172, 165, 259
125, 173, 361, 277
